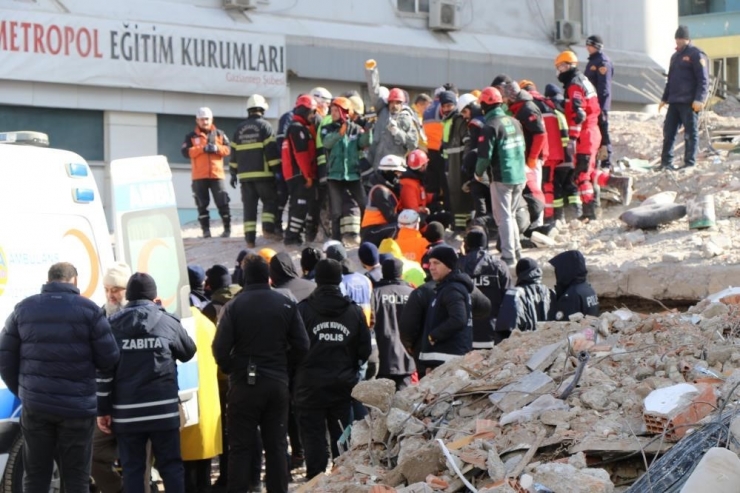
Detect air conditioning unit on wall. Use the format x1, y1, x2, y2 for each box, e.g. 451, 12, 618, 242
223, 0, 257, 11
429, 0, 460, 31
555, 19, 581, 44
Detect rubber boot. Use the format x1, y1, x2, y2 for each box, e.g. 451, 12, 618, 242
608, 175, 633, 206
220, 215, 231, 238
553, 207, 565, 222
581, 201, 596, 221
199, 216, 211, 238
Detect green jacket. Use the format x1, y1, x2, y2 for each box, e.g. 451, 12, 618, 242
322, 120, 372, 182
475, 107, 526, 185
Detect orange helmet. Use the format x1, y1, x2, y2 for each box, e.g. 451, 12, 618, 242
554, 50, 578, 66
471, 89, 482, 98
258, 248, 276, 263
407, 149, 429, 171
519, 79, 536, 90
388, 88, 406, 103
331, 97, 352, 112
478, 87, 503, 105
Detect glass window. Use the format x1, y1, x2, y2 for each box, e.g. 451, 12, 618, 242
418, 0, 430, 12
727, 57, 739, 93
398, 0, 416, 12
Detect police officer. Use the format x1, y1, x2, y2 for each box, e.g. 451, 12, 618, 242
182, 107, 232, 238
457, 227, 511, 347
659, 25, 709, 171
97, 273, 196, 493
547, 250, 599, 322
231, 94, 282, 248
585, 35, 614, 169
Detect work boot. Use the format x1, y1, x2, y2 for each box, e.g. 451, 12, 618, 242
262, 230, 283, 243
607, 175, 633, 206
199, 216, 211, 238
245, 235, 256, 249
220, 216, 231, 238
553, 208, 565, 223
580, 201, 597, 221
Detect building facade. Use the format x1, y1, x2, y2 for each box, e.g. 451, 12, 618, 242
0, 0, 677, 224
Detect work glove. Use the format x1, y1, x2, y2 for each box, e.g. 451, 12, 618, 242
204, 144, 218, 154
597, 145, 609, 161
566, 139, 577, 162
387, 119, 400, 136
526, 157, 538, 170
230, 175, 237, 189
692, 101, 704, 113
658, 101, 667, 113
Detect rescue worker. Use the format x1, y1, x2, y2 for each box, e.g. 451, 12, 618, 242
457, 227, 512, 347
213, 254, 309, 493
282, 94, 319, 246
97, 273, 196, 493
360, 154, 405, 246
440, 90, 473, 231
495, 258, 552, 338
365, 59, 418, 170
548, 250, 599, 321
269, 252, 316, 303
423, 87, 449, 211
275, 95, 306, 236
182, 107, 232, 238
413, 93, 433, 124
460, 94, 495, 233
585, 35, 615, 169
659, 25, 709, 171
293, 259, 372, 480
400, 149, 448, 227
419, 246, 475, 372
372, 257, 416, 390
378, 238, 427, 289
309, 87, 334, 243
359, 241, 383, 286
474, 87, 526, 267
323, 97, 371, 245
395, 209, 429, 263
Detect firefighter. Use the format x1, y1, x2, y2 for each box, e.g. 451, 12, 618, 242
282, 94, 319, 246
459, 94, 495, 234
181, 107, 232, 238
231, 94, 282, 248
440, 90, 473, 231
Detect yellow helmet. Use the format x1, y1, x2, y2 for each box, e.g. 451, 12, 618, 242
554, 51, 578, 66
258, 248, 277, 263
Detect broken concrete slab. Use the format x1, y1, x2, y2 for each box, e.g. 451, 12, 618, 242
386, 408, 425, 436
488, 371, 555, 413
383, 442, 446, 487
352, 379, 397, 413
643, 383, 717, 441
679, 447, 740, 493
525, 341, 565, 372
532, 463, 614, 493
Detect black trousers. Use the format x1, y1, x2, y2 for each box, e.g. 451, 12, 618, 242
192, 179, 231, 228
229, 377, 289, 493
185, 459, 212, 493
360, 223, 397, 247
240, 180, 278, 244
424, 149, 449, 209
21, 407, 95, 493
598, 110, 612, 167
295, 401, 351, 480
328, 179, 366, 240
285, 176, 316, 243
118, 428, 184, 493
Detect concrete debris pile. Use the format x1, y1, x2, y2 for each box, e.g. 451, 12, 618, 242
304, 296, 740, 493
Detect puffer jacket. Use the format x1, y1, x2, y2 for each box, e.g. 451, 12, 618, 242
548, 251, 599, 321
323, 120, 372, 182
98, 300, 196, 433
496, 258, 553, 334
269, 252, 316, 303
0, 282, 119, 418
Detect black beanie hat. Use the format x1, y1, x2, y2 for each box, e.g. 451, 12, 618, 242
516, 257, 540, 277
675, 25, 690, 40
126, 272, 158, 301
300, 247, 322, 274
423, 221, 445, 243
243, 254, 270, 285
491, 74, 513, 88
382, 257, 404, 280
314, 259, 343, 286
428, 245, 458, 271
358, 242, 380, 267
586, 35, 603, 50
464, 228, 488, 251
439, 90, 457, 106
325, 243, 348, 262
187, 265, 205, 289
206, 264, 231, 292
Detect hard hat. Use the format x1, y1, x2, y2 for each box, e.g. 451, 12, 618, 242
310, 87, 332, 103
348, 95, 365, 115
554, 50, 578, 66
295, 95, 317, 111
456, 93, 478, 113
322, 239, 342, 253
470, 89, 482, 98
378, 154, 407, 173
196, 107, 213, 119
519, 79, 536, 91
407, 149, 429, 171
246, 94, 269, 112
379, 86, 390, 104
331, 97, 352, 112
398, 209, 420, 226
388, 88, 406, 103
478, 87, 503, 105
258, 248, 276, 263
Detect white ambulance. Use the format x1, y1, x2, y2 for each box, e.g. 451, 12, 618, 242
0, 132, 198, 492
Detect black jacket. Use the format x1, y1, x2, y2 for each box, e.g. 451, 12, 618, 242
419, 272, 474, 366
294, 286, 372, 408
496, 259, 553, 334
98, 301, 196, 433
213, 284, 309, 387
231, 114, 281, 182
0, 282, 119, 418
269, 252, 316, 303
458, 249, 511, 348
202, 285, 242, 326
372, 279, 415, 376
548, 251, 599, 321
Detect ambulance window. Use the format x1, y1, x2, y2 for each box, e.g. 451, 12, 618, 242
119, 208, 187, 318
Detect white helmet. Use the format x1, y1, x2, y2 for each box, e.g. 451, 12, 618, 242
379, 86, 390, 104
378, 155, 406, 173
196, 107, 213, 119
246, 94, 269, 112
310, 87, 332, 105
456, 93, 478, 113
322, 239, 342, 253
398, 209, 420, 227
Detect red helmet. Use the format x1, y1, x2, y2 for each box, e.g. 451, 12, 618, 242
295, 95, 317, 111
478, 87, 503, 105
407, 149, 429, 171
388, 88, 406, 103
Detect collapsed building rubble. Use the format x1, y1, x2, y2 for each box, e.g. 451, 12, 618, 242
300, 292, 740, 493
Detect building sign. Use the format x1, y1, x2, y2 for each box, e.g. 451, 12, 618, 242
0, 10, 286, 97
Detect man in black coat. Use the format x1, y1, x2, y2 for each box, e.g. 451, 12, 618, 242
213, 254, 309, 493
496, 258, 553, 336
372, 258, 415, 390
293, 259, 372, 480
0, 262, 120, 493
269, 252, 316, 303
548, 250, 599, 321
97, 273, 196, 493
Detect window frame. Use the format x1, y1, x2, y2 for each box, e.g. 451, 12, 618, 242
396, 0, 430, 17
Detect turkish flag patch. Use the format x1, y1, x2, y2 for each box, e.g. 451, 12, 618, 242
478, 136, 484, 142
